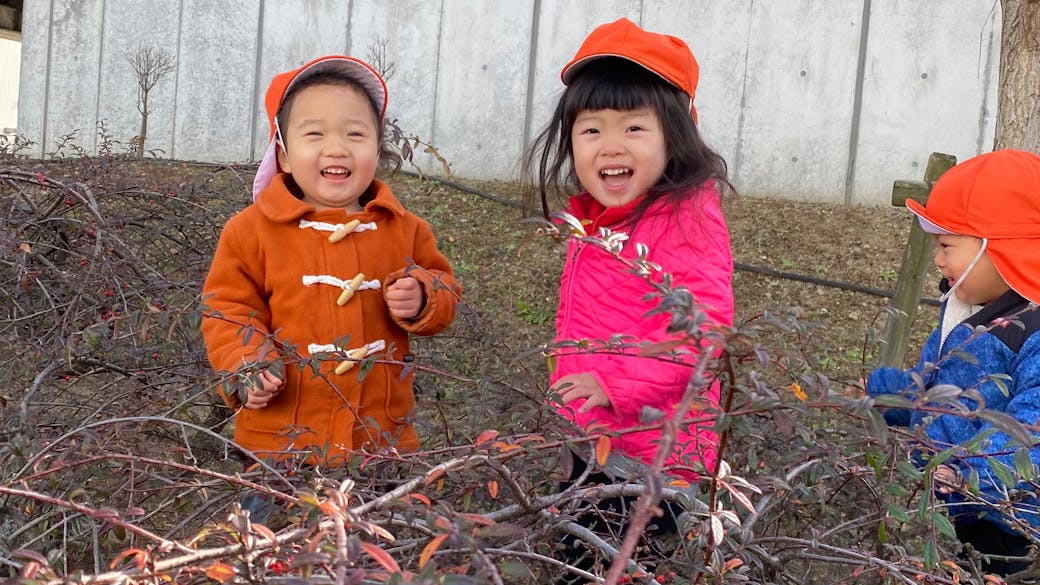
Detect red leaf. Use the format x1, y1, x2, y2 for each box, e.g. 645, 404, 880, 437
595, 435, 611, 467
205, 562, 237, 583
360, 542, 400, 573
475, 429, 499, 445
420, 534, 449, 569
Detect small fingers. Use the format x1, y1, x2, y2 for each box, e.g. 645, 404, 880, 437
392, 277, 419, 291
259, 370, 283, 390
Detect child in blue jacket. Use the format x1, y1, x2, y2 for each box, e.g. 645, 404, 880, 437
868, 149, 1040, 575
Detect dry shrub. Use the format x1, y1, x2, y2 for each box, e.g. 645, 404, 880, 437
1, 140, 1036, 584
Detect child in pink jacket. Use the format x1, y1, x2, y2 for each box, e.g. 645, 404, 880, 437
525, 17, 734, 581
529, 17, 733, 480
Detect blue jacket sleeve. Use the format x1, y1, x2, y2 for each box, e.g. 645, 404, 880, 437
867, 367, 915, 426
867, 327, 941, 427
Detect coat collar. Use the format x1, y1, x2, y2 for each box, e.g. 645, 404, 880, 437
255, 174, 407, 222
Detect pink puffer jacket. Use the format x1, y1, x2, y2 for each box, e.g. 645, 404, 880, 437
551, 183, 733, 478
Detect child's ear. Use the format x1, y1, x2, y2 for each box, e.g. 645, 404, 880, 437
276, 141, 291, 173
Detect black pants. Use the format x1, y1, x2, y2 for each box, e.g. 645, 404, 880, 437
556, 457, 678, 584
954, 519, 1033, 576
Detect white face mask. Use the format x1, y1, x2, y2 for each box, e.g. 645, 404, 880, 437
939, 237, 988, 304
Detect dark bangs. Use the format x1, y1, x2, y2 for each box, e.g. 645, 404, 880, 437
564, 59, 663, 113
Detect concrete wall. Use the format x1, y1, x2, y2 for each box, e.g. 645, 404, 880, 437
16, 0, 1002, 204
0, 34, 19, 133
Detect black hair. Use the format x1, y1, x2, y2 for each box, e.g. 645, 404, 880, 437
523, 58, 731, 224
275, 70, 401, 173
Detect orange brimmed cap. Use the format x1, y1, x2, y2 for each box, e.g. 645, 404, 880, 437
253, 55, 387, 200
561, 17, 699, 123
906, 149, 1040, 304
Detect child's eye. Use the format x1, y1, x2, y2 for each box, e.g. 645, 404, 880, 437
579, 127, 599, 135
305, 131, 323, 137
627, 125, 644, 132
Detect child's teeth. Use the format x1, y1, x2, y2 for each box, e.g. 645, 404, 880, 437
602, 168, 629, 176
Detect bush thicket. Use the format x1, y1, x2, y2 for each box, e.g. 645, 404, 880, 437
2, 133, 1039, 584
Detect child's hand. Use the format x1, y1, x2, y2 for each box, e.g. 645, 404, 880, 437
552, 373, 611, 413
243, 369, 283, 410
934, 464, 962, 495
385, 277, 424, 319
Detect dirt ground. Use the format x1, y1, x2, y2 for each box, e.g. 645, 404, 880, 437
391, 174, 942, 385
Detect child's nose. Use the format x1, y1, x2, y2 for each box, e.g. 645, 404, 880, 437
323, 136, 351, 157
600, 135, 624, 156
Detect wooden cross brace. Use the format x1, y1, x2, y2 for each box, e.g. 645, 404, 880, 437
877, 152, 957, 368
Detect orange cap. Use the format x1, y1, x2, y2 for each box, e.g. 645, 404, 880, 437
906, 149, 1040, 303
561, 18, 699, 122
253, 55, 388, 200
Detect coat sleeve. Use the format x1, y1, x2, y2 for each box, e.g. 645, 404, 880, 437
593, 205, 734, 422
866, 327, 943, 427
200, 218, 278, 406
384, 218, 460, 336
950, 333, 1040, 496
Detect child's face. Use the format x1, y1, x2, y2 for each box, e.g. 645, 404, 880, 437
277, 83, 379, 212
570, 107, 667, 208
933, 234, 1010, 305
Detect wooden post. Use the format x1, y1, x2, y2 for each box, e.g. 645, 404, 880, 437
878, 152, 957, 368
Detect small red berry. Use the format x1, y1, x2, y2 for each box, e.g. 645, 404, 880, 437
269, 559, 290, 575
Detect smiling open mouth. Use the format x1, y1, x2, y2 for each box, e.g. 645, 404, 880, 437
600, 167, 632, 178
322, 168, 351, 178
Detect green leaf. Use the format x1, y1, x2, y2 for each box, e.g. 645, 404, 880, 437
872, 394, 916, 409
864, 451, 880, 475
897, 460, 922, 480
878, 518, 887, 544
498, 559, 535, 580
925, 448, 956, 470
977, 410, 1035, 448
987, 458, 1016, 488
917, 489, 930, 520
991, 374, 1011, 397
949, 349, 978, 365
923, 537, 938, 568
929, 511, 956, 539
922, 384, 963, 402
887, 483, 909, 498
887, 504, 911, 524
1014, 448, 1036, 481
866, 408, 891, 442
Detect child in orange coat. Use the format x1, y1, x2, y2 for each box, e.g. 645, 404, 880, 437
201, 55, 459, 466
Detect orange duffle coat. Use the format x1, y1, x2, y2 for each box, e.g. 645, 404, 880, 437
201, 175, 459, 463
